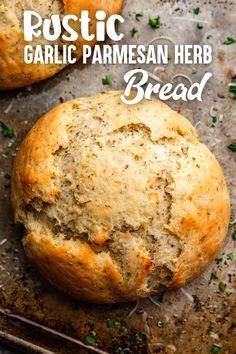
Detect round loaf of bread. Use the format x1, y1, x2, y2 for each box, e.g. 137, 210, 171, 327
12, 91, 230, 303
0, 0, 123, 90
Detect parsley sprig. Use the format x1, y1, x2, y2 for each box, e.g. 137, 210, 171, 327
131, 27, 138, 37
85, 334, 96, 345
197, 22, 203, 29
135, 12, 144, 21
209, 272, 218, 284
219, 281, 227, 292
193, 7, 200, 15
149, 17, 161, 29
102, 75, 112, 85
227, 141, 236, 152
223, 37, 236, 45
229, 84, 236, 99
0, 121, 15, 138
211, 344, 221, 354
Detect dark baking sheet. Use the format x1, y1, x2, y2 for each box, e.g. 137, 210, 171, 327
0, 1, 236, 353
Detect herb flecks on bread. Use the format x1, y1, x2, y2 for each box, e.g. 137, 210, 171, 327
11, 91, 230, 303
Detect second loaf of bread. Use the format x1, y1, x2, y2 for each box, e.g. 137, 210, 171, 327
0, 0, 123, 89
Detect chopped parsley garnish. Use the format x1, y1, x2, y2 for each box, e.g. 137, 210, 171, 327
106, 320, 127, 332
215, 257, 223, 264
211, 116, 217, 123
197, 22, 203, 29
210, 115, 218, 128
207, 34, 212, 40
229, 84, 236, 99
120, 326, 128, 333
5, 247, 13, 253
174, 7, 180, 12
114, 332, 147, 352
191, 68, 198, 75
232, 231, 236, 241
219, 281, 227, 292
131, 27, 138, 37
149, 17, 160, 29
85, 335, 96, 346
209, 272, 218, 283
158, 321, 165, 328
226, 290, 233, 296
227, 252, 235, 260
223, 37, 236, 45
133, 333, 148, 342
229, 219, 236, 228
210, 344, 221, 353
0, 121, 15, 138
193, 7, 200, 15
227, 141, 236, 152
102, 75, 112, 85
135, 12, 144, 21
107, 320, 120, 329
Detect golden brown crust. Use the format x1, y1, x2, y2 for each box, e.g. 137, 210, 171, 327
0, 32, 64, 90
23, 233, 123, 303
11, 101, 76, 218
12, 101, 73, 211
168, 145, 230, 288
23, 232, 153, 303
0, 0, 123, 90
11, 91, 230, 303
